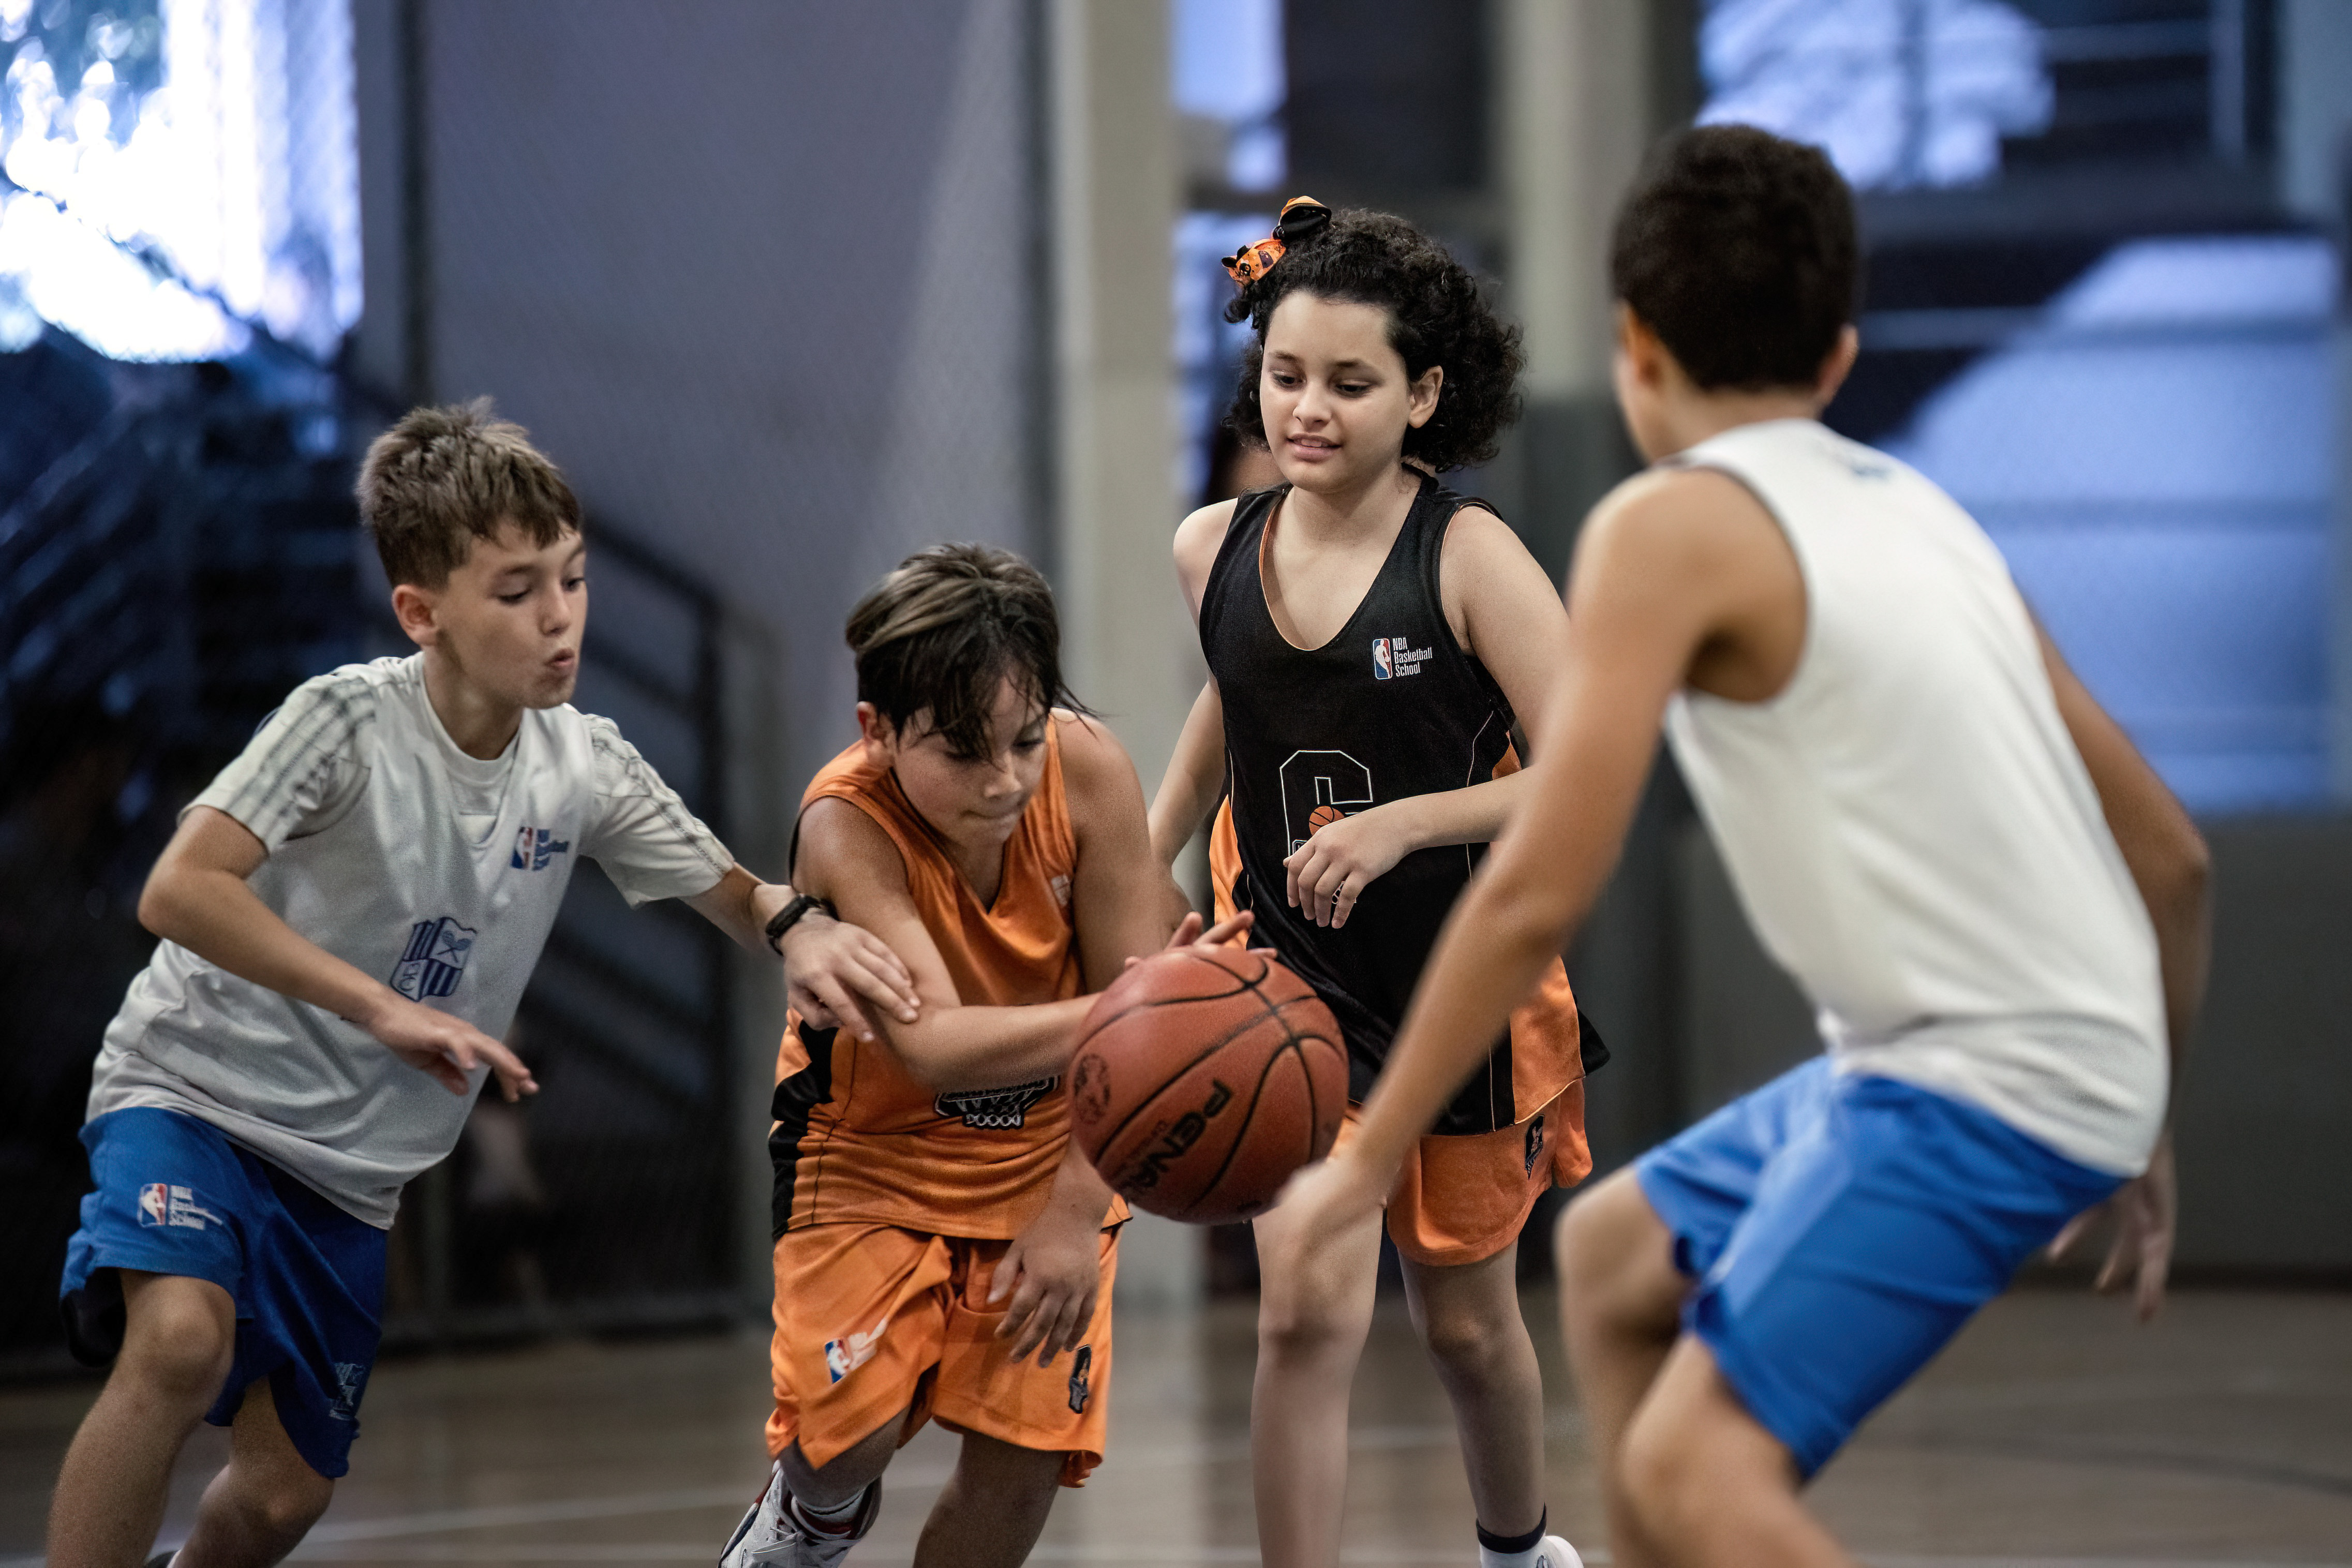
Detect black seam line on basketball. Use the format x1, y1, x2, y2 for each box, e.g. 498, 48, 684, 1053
1084, 952, 1302, 1171
1086, 1004, 1287, 1161
1077, 950, 1259, 1036
1189, 1034, 1306, 1214
1082, 982, 1257, 1036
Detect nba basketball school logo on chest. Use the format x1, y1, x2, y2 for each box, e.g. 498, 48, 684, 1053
391, 916, 477, 1000
1371, 634, 1432, 679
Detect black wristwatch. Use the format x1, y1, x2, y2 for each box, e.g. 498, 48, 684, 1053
764, 893, 836, 954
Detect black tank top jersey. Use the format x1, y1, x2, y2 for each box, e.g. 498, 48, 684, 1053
1204, 474, 1547, 1136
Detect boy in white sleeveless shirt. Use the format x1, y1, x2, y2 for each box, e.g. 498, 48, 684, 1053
46, 402, 919, 1568
1279, 127, 2211, 1567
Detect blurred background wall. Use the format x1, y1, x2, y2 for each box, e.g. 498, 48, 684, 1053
4, 0, 2348, 1372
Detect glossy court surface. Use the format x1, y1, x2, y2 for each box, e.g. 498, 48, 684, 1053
2, 1288, 2346, 1566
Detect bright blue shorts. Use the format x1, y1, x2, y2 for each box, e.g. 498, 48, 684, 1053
60, 1107, 389, 1478
1635, 1058, 2122, 1478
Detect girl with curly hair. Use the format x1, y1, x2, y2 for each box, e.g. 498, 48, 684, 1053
1149, 199, 1597, 1568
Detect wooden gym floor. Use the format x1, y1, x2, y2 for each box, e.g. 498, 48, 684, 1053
2, 1287, 2347, 1566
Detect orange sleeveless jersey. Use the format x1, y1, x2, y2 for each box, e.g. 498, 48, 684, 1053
771, 720, 1128, 1239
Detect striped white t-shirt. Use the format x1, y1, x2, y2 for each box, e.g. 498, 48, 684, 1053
87, 654, 732, 1226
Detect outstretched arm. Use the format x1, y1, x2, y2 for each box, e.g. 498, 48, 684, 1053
1277, 469, 1794, 1229
2037, 622, 2210, 1320
683, 865, 919, 1043
141, 807, 537, 1100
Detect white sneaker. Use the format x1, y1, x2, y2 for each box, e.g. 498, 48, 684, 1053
717, 1462, 880, 1568
1533, 1535, 1584, 1568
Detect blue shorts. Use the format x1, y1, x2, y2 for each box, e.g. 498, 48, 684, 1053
1635, 1058, 2122, 1478
60, 1108, 389, 1478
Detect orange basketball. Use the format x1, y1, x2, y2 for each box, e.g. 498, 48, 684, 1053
1306, 803, 1347, 833
1069, 947, 1348, 1226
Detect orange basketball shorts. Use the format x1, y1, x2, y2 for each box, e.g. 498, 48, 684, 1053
1336, 1079, 1591, 1267
766, 1222, 1119, 1487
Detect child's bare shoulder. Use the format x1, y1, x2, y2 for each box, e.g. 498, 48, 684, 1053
1173, 497, 1242, 587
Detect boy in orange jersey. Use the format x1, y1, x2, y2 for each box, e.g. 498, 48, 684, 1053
719, 544, 1243, 1568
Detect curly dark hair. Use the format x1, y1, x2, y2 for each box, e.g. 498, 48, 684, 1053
1611, 125, 1860, 392
1223, 206, 1524, 472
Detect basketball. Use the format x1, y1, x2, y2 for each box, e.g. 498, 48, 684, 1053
1306, 803, 1347, 833
1068, 946, 1348, 1226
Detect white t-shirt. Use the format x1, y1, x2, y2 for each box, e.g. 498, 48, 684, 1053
87, 655, 733, 1226
1662, 420, 2168, 1176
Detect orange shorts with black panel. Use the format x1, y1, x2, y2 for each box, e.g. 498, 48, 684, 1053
766, 1221, 1118, 1487
1336, 1085, 1590, 1267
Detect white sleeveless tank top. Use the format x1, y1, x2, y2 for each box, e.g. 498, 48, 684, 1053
1662, 419, 2167, 1175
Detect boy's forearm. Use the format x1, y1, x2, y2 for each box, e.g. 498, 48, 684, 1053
142, 864, 399, 1029
2147, 853, 2211, 1093
888, 996, 1095, 1093
687, 865, 795, 955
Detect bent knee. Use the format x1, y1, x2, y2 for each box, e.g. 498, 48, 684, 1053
116, 1287, 234, 1402
1617, 1400, 1707, 1528
252, 1469, 334, 1537
1556, 1175, 1681, 1327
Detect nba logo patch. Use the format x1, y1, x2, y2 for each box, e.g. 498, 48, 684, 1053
391, 916, 478, 1000
823, 1318, 886, 1383
1371, 638, 1393, 680
1524, 1114, 1546, 1177
510, 826, 571, 872
1067, 1344, 1093, 1414
137, 1183, 219, 1229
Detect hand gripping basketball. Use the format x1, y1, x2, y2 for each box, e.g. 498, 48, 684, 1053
1068, 947, 1348, 1226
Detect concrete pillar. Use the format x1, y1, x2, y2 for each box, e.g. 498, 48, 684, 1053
1494, 0, 1655, 582
1047, 0, 1202, 1307
1495, 0, 1699, 1175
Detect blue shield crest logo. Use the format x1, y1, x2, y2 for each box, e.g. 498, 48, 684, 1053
392, 917, 478, 1000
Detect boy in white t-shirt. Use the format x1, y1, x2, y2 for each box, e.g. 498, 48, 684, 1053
1279, 127, 2212, 1566
44, 401, 919, 1568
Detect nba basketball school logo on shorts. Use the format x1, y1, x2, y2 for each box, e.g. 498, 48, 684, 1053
391, 916, 477, 1000
137, 1183, 221, 1230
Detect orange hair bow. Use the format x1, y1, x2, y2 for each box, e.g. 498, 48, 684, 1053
1222, 196, 1331, 287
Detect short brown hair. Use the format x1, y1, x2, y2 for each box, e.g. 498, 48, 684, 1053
356, 399, 580, 587
846, 543, 1085, 760
1611, 126, 1859, 391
